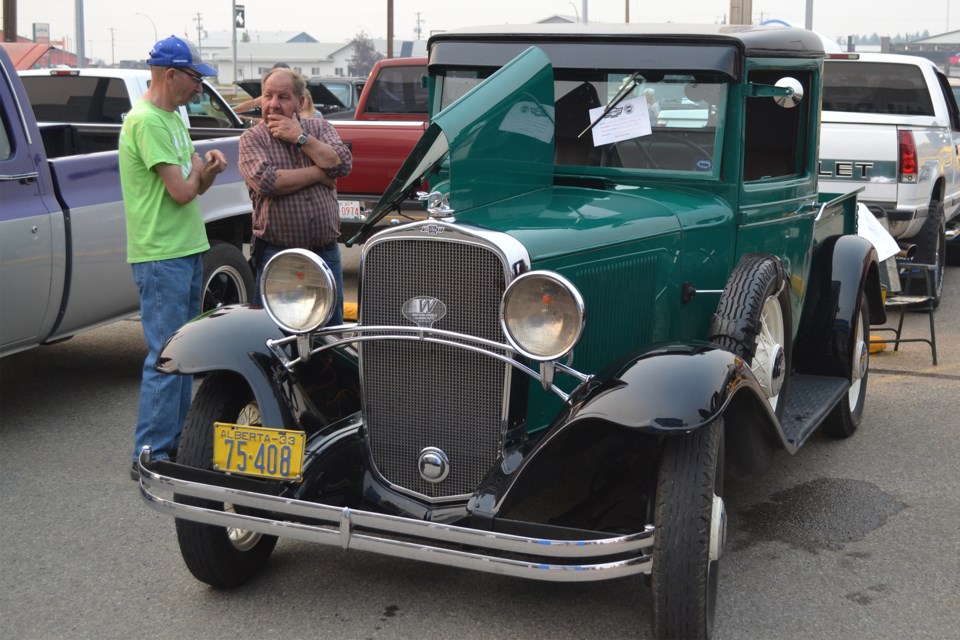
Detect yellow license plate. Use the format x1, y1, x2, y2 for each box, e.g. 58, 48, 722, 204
212, 423, 305, 482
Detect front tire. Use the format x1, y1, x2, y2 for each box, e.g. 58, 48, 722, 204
651, 419, 725, 640
822, 293, 870, 438
174, 372, 278, 588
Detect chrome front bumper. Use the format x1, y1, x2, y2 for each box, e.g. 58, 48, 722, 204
138, 449, 654, 582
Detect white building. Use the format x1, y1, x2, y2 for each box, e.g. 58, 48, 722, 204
196, 30, 426, 84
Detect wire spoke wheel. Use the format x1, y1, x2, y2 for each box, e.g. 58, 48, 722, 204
174, 373, 278, 587
753, 295, 786, 410
709, 254, 792, 419
224, 401, 264, 550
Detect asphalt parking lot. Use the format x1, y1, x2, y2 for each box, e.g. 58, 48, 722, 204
1, 258, 958, 640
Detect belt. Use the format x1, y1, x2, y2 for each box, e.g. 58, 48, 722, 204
263, 240, 337, 253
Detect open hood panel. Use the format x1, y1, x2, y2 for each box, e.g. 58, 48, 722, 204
351, 46, 556, 242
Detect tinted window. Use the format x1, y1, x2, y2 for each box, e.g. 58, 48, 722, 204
365, 66, 428, 115
20, 75, 132, 123
823, 61, 935, 116
0, 109, 11, 160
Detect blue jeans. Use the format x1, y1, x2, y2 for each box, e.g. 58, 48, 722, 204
254, 241, 344, 326
131, 254, 203, 463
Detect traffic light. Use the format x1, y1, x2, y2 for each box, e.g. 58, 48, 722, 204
235, 5, 245, 29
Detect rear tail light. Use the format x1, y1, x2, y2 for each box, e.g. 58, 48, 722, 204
899, 130, 917, 182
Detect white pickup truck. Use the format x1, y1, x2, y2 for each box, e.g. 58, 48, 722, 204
18, 67, 244, 130
818, 52, 960, 305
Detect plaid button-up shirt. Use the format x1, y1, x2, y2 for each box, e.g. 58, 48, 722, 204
238, 116, 352, 248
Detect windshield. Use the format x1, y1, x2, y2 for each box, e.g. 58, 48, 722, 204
321, 81, 353, 106
439, 69, 726, 175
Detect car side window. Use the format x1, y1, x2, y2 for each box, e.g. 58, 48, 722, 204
743, 69, 812, 181
20, 76, 131, 124
935, 72, 960, 131
366, 67, 429, 115
0, 110, 11, 160
188, 86, 235, 128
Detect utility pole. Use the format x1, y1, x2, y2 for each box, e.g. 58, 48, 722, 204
3, 0, 16, 43
194, 13, 204, 57
232, 0, 238, 83
387, 0, 394, 59
108, 27, 116, 66
414, 12, 425, 40
75, 0, 86, 68
729, 0, 753, 25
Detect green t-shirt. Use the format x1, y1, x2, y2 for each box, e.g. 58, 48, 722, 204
119, 99, 209, 263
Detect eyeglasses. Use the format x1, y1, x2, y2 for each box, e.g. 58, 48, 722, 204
177, 68, 204, 86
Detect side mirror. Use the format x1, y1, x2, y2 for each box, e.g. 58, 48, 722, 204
773, 77, 804, 108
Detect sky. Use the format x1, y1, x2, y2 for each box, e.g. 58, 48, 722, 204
6, 0, 956, 64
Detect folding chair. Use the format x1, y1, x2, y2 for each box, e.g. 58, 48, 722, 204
871, 261, 937, 365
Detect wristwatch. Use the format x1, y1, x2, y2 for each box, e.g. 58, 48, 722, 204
295, 132, 308, 146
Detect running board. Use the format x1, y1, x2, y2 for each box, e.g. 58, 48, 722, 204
780, 374, 850, 449
946, 217, 959, 240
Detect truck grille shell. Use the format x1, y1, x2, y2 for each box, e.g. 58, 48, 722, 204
359, 234, 512, 501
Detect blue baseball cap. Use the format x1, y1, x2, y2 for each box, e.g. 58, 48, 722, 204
147, 36, 216, 77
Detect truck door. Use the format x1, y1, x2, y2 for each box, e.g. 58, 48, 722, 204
0, 61, 61, 354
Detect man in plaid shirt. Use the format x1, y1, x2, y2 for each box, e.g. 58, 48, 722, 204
238, 67, 352, 323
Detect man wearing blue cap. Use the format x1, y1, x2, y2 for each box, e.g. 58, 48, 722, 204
120, 35, 227, 480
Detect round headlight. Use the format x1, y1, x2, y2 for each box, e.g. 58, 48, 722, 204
501, 271, 585, 361
261, 249, 337, 333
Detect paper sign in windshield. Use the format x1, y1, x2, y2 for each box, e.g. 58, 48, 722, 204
589, 96, 652, 146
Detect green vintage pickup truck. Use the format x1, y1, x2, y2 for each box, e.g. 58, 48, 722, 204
138, 24, 884, 640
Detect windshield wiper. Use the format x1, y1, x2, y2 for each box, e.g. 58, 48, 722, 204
578, 71, 642, 139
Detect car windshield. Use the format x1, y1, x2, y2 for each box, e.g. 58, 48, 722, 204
438, 68, 726, 175
321, 81, 353, 105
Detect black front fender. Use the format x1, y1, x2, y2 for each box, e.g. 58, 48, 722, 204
484, 343, 774, 518
563, 343, 771, 434
156, 305, 291, 428
795, 234, 883, 376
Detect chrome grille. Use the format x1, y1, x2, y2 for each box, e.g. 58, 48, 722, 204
360, 236, 509, 500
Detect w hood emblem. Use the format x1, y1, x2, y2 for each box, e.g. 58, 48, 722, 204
402, 297, 447, 328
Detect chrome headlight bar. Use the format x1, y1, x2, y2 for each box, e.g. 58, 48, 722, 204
262, 250, 590, 401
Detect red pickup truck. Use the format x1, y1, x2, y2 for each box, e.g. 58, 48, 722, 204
330, 57, 429, 241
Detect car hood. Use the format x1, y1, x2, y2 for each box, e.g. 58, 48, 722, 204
350, 46, 555, 243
